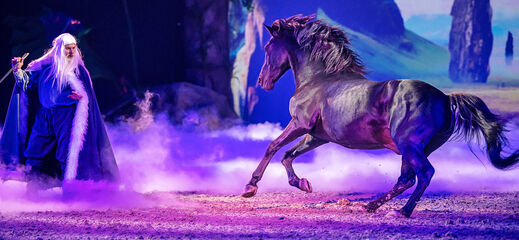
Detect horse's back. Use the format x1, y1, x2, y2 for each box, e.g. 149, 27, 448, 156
308, 78, 451, 152
310, 79, 401, 149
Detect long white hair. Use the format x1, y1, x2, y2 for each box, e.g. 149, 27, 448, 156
26, 33, 86, 92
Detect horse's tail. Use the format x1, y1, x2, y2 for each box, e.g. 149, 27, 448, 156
449, 93, 519, 170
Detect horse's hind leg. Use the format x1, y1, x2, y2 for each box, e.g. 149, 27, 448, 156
365, 159, 416, 213
396, 144, 435, 217
376, 113, 451, 216
281, 134, 327, 193
374, 131, 449, 216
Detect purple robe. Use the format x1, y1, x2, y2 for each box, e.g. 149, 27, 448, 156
0, 64, 119, 182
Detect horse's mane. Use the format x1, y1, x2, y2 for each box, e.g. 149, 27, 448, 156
273, 15, 366, 75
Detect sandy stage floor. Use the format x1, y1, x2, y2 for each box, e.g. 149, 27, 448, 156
0, 191, 518, 239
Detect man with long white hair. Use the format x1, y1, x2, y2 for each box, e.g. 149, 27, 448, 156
0, 33, 119, 190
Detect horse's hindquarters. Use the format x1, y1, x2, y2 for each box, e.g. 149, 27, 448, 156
388, 80, 451, 149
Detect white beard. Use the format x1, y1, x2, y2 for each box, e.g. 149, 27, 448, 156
56, 57, 80, 91
63, 57, 78, 76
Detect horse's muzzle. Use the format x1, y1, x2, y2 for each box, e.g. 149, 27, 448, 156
258, 78, 273, 90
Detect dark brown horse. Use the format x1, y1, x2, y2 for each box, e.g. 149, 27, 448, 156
242, 15, 519, 217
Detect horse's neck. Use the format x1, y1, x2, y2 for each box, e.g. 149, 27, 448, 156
290, 55, 367, 88
289, 53, 317, 88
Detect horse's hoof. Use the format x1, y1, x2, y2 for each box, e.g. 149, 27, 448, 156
299, 178, 312, 193
241, 184, 258, 198
385, 209, 410, 218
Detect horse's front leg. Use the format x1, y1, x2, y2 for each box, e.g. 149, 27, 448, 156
242, 120, 310, 197
281, 134, 327, 193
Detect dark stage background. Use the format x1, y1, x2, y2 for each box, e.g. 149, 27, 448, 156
0, 0, 187, 123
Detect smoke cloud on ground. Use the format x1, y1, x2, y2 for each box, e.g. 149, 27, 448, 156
0, 180, 155, 213
1, 112, 519, 213
108, 115, 519, 195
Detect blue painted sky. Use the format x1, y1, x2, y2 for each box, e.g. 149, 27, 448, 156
396, 0, 519, 50
395, 0, 519, 80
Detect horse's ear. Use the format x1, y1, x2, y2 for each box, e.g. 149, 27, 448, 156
264, 24, 278, 37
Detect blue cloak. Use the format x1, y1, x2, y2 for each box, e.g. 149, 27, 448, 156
0, 65, 119, 182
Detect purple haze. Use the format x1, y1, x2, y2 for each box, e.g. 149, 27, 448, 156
107, 115, 519, 194
1, 112, 518, 212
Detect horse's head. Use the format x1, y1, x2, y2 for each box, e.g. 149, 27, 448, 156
258, 15, 366, 90
258, 23, 293, 90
